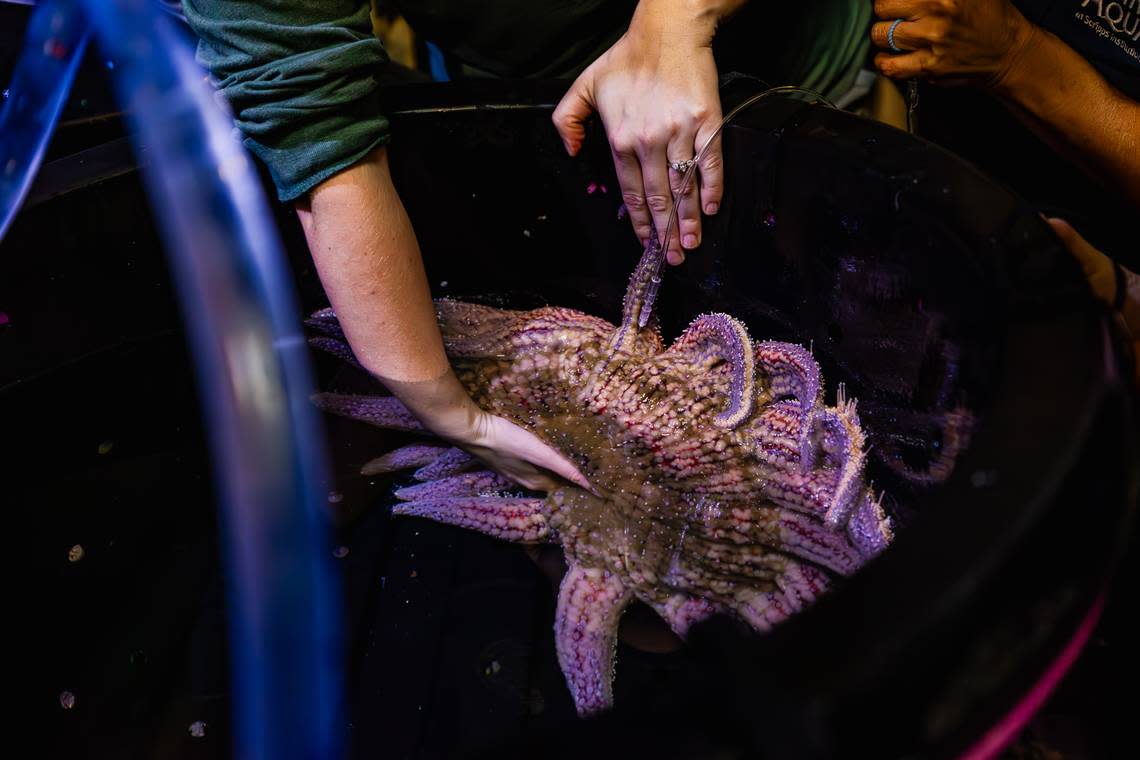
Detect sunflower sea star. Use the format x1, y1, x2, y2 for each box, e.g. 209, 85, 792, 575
309, 235, 894, 716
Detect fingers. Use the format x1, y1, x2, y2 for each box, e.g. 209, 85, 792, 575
871, 16, 950, 50
637, 136, 682, 265
494, 416, 594, 492
552, 73, 595, 157
695, 123, 723, 217
1046, 217, 1107, 283
668, 129, 701, 255
871, 0, 927, 20
871, 20, 920, 51
874, 49, 936, 80
611, 145, 654, 246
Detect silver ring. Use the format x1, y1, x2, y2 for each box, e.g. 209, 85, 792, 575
887, 19, 904, 53
669, 158, 695, 174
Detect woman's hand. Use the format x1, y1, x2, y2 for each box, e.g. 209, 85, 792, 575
384, 370, 592, 493
870, 0, 1035, 89
553, 0, 743, 265
456, 409, 594, 493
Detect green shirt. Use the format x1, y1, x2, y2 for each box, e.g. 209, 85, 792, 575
184, 1, 869, 202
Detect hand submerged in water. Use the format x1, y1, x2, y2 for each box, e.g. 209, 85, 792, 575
383, 369, 592, 493
553, 0, 745, 265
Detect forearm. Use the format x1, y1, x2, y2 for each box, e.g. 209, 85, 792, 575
994, 24, 1140, 207
632, 0, 747, 43
296, 147, 446, 383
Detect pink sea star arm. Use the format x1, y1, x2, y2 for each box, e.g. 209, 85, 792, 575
651, 595, 722, 638
665, 313, 756, 429
436, 300, 613, 359
392, 497, 550, 542
610, 223, 666, 353
697, 504, 865, 574
555, 565, 632, 716
311, 393, 424, 432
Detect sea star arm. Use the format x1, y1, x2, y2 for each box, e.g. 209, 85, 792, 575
665, 313, 756, 429
651, 595, 721, 638
392, 496, 550, 542
435, 300, 613, 359
308, 335, 364, 370
555, 565, 632, 716
394, 471, 514, 500
360, 444, 450, 476
754, 341, 823, 467
311, 392, 424, 431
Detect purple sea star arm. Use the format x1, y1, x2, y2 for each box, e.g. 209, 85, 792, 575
413, 447, 476, 480
394, 470, 514, 500
308, 336, 364, 370
360, 444, 450, 476
392, 497, 550, 542
666, 313, 756, 429
815, 388, 868, 529
847, 492, 894, 557
754, 341, 823, 467
311, 393, 424, 432
304, 315, 345, 340
555, 565, 632, 716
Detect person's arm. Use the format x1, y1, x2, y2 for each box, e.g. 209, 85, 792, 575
1048, 218, 1139, 390
870, 0, 1140, 207
184, 2, 589, 491
553, 0, 746, 265
296, 149, 590, 492
991, 25, 1140, 208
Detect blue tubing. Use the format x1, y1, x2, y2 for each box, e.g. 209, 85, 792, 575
1, 1, 345, 757
0, 0, 88, 240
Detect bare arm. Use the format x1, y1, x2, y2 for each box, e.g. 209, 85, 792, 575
296, 148, 590, 491
295, 148, 448, 384
994, 25, 1140, 208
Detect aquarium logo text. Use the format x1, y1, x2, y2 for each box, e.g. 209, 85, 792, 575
1079, 0, 1140, 41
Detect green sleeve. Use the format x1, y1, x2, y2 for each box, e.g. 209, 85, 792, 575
182, 0, 391, 202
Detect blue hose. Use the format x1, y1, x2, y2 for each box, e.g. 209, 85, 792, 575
0, 1, 88, 239
1, 1, 344, 758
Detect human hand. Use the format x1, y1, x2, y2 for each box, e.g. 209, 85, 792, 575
1047, 218, 1139, 389
383, 370, 592, 493
870, 0, 1036, 90
457, 409, 594, 493
553, 1, 743, 265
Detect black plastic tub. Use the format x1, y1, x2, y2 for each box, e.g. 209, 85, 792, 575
4, 71, 1137, 758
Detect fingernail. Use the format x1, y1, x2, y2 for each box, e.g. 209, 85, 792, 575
705, 202, 718, 215
683, 233, 698, 249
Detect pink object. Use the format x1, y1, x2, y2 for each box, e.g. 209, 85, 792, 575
0, 311, 9, 325
958, 592, 1107, 760
587, 182, 598, 195
617, 204, 628, 220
